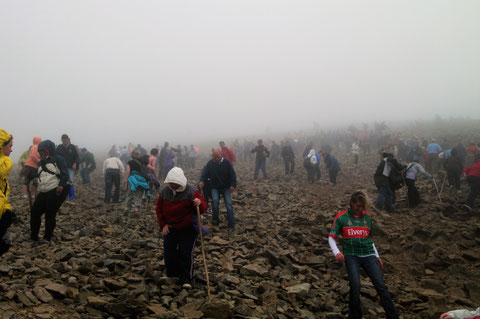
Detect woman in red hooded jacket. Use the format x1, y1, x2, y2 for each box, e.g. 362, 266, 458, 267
156, 167, 206, 288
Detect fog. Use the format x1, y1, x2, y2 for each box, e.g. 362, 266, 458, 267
1, 0, 479, 159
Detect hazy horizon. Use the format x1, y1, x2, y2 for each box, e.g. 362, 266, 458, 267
2, 1, 479, 159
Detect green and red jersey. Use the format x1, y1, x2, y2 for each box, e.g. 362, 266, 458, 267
329, 208, 375, 256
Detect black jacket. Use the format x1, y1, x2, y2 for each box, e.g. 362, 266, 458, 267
374, 155, 404, 188
55, 143, 79, 169
38, 140, 70, 188
281, 145, 295, 160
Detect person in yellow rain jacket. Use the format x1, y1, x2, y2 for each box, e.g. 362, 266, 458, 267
0, 128, 15, 256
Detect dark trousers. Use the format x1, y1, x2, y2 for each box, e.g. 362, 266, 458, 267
80, 167, 94, 184
406, 178, 420, 208
376, 186, 395, 211
354, 154, 359, 166
30, 188, 67, 241
254, 159, 267, 179
305, 165, 315, 183
314, 164, 321, 180
329, 169, 338, 185
163, 227, 197, 283
345, 256, 399, 319
105, 169, 121, 202
0, 210, 14, 256
283, 158, 295, 175
447, 168, 461, 190
426, 153, 438, 173
466, 176, 480, 208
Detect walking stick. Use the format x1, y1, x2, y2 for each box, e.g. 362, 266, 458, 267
26, 181, 33, 209
196, 205, 211, 300
439, 172, 447, 198
432, 176, 442, 202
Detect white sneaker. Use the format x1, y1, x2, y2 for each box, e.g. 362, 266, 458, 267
22, 194, 28, 199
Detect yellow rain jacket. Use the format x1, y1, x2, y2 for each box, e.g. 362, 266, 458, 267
0, 129, 13, 219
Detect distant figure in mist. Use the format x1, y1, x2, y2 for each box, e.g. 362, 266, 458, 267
118, 146, 130, 169
444, 149, 463, 192
303, 144, 317, 184
270, 141, 280, 164
108, 145, 118, 158
251, 139, 270, 180
148, 148, 159, 178
219, 141, 236, 166
79, 148, 96, 185
352, 140, 360, 167
281, 140, 295, 175
425, 139, 441, 174
157, 142, 169, 180
186, 145, 198, 169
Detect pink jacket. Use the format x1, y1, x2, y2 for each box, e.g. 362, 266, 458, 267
25, 137, 42, 168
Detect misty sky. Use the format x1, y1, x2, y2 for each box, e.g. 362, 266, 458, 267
1, 0, 479, 157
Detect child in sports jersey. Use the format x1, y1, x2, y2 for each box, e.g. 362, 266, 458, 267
329, 191, 399, 319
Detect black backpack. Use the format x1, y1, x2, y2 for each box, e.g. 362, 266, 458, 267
133, 159, 151, 182
389, 166, 405, 190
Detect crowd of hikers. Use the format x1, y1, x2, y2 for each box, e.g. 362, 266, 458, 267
2, 126, 480, 318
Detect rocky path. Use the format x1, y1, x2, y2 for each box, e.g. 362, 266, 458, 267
1, 154, 478, 318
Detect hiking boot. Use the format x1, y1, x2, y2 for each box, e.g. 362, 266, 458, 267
211, 220, 220, 226
227, 227, 235, 235
38, 239, 51, 245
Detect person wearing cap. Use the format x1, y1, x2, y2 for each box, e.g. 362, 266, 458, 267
250, 139, 270, 180
0, 129, 15, 255
155, 167, 206, 288
329, 191, 399, 319
55, 134, 79, 198
79, 148, 96, 185
30, 140, 69, 244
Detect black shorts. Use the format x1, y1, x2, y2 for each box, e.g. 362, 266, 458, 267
23, 166, 38, 186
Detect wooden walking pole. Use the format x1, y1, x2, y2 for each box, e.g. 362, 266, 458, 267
432, 176, 442, 202
196, 205, 211, 300
439, 172, 447, 197
26, 181, 33, 209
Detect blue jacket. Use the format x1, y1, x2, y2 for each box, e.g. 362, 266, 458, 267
128, 172, 151, 197
200, 158, 237, 189
324, 153, 340, 172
